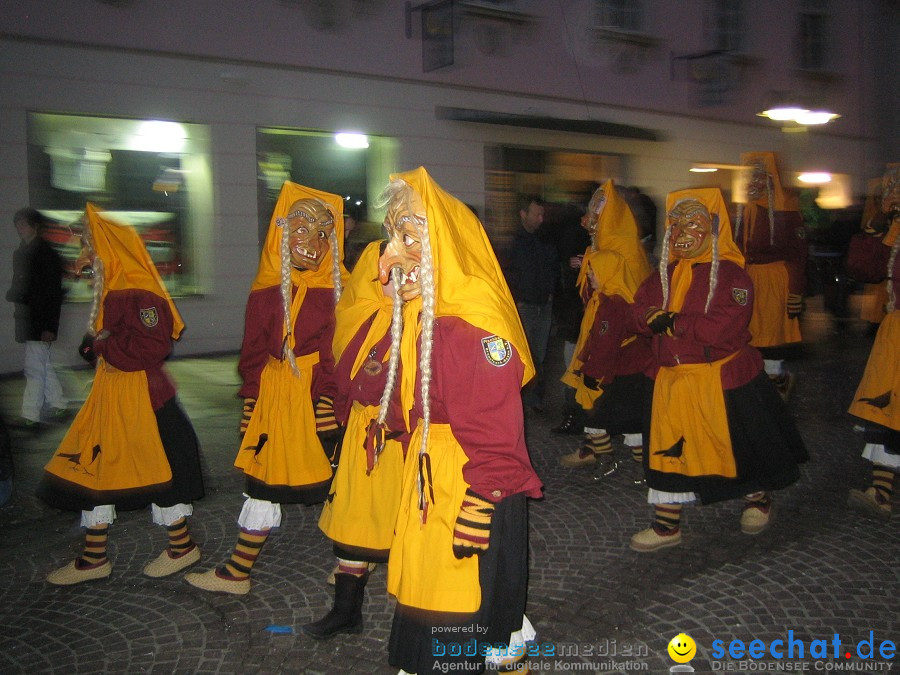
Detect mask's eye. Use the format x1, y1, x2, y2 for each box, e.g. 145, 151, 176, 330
318, 230, 326, 239
403, 233, 416, 247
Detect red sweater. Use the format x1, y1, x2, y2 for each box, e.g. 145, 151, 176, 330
238, 285, 337, 401
578, 293, 654, 383
631, 261, 763, 390
92, 288, 176, 410
405, 316, 543, 502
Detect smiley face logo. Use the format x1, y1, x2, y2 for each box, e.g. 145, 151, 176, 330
667, 633, 696, 663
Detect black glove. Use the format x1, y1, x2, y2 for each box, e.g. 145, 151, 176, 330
648, 310, 676, 336
582, 374, 601, 391
78, 333, 97, 366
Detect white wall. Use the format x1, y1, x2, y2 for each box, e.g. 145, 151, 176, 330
0, 10, 887, 373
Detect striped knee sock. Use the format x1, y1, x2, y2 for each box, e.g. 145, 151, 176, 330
629, 445, 643, 463
219, 528, 269, 580
584, 431, 612, 457
166, 517, 195, 557
653, 504, 682, 533
78, 525, 109, 568
872, 468, 894, 505
337, 559, 370, 578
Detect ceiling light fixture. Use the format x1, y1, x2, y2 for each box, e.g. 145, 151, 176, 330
798, 172, 832, 184
334, 132, 369, 149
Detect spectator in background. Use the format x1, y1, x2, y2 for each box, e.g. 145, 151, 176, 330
551, 200, 591, 434
6, 207, 68, 430
507, 194, 556, 414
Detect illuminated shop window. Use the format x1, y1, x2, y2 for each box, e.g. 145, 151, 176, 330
27, 112, 212, 300
256, 127, 397, 269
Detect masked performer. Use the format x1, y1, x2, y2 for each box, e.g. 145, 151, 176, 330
846, 165, 900, 519
559, 180, 653, 476
39, 204, 204, 584
630, 188, 807, 552
303, 240, 404, 639
186, 182, 346, 594
376, 168, 543, 674
733, 151, 807, 400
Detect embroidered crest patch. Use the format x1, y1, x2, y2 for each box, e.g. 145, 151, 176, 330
598, 320, 609, 335
140, 307, 159, 328
481, 335, 512, 367
732, 288, 748, 306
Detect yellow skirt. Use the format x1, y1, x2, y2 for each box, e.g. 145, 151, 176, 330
859, 283, 888, 324
747, 262, 802, 348
849, 311, 900, 432
234, 355, 332, 488
387, 423, 481, 613
318, 402, 404, 553
44, 359, 172, 492
649, 355, 738, 478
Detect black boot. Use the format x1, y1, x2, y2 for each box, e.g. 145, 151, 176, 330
551, 410, 582, 435
302, 573, 368, 640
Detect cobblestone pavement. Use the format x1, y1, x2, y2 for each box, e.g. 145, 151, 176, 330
0, 305, 897, 674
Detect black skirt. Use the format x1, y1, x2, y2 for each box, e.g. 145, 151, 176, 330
37, 397, 205, 512
388, 494, 529, 675
643, 371, 808, 504
583, 372, 651, 436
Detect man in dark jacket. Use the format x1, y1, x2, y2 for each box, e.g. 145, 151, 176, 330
507, 194, 557, 413
6, 207, 68, 427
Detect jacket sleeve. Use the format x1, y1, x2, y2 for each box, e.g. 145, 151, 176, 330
671, 266, 753, 346
93, 290, 173, 371
579, 295, 631, 383
438, 320, 542, 502
238, 289, 278, 399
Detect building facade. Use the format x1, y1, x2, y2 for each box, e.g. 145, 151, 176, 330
1, 0, 896, 372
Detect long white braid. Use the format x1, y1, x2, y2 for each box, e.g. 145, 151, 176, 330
887, 234, 900, 313
278, 216, 299, 374
329, 229, 343, 304
706, 220, 720, 314
82, 225, 105, 336
734, 203, 744, 241
376, 266, 404, 426
416, 215, 436, 461
659, 226, 672, 310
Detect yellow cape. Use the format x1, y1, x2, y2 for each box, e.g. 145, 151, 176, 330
664, 188, 744, 312
393, 167, 534, 385
332, 240, 394, 380
576, 179, 652, 296
251, 181, 347, 292
84, 203, 184, 339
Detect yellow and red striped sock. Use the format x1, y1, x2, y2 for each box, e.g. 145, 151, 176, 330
653, 504, 682, 533
78, 525, 109, 568
219, 528, 269, 580
872, 468, 894, 505
166, 517, 195, 557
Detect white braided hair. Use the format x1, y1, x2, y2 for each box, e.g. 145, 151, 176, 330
81, 222, 105, 336
276, 202, 344, 375
374, 179, 436, 468
660, 198, 719, 313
